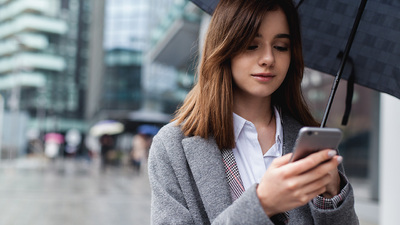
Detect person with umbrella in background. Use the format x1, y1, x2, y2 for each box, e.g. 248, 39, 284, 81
130, 125, 158, 173
148, 0, 358, 224
90, 120, 124, 171
99, 134, 114, 171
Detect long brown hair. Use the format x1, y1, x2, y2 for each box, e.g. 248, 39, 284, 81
173, 0, 318, 149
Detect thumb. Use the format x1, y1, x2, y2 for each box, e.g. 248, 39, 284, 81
270, 153, 292, 168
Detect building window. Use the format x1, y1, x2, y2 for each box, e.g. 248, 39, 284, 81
61, 0, 70, 9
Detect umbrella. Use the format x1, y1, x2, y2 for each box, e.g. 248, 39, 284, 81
137, 124, 160, 136
44, 133, 64, 158
44, 133, 64, 144
190, 0, 400, 126
89, 120, 124, 137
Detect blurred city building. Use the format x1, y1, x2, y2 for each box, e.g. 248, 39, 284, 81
144, 0, 203, 112
86, 0, 178, 133
0, 0, 91, 157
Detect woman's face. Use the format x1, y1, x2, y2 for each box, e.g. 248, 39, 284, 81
231, 8, 291, 101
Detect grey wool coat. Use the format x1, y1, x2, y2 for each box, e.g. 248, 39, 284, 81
148, 113, 359, 225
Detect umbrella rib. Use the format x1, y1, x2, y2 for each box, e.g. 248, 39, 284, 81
296, 0, 305, 9
320, 0, 368, 127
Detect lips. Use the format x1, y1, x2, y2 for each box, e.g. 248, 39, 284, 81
251, 73, 275, 82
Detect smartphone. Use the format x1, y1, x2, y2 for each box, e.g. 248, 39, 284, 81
290, 127, 343, 162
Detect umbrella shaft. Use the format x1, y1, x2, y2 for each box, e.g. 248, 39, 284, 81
321, 0, 368, 127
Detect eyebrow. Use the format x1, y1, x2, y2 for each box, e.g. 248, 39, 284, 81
255, 33, 291, 39
275, 33, 291, 39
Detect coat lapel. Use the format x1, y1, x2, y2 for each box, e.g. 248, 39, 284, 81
281, 112, 303, 155
182, 136, 232, 221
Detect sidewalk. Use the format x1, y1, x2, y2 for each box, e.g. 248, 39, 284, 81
0, 157, 377, 225
0, 157, 151, 225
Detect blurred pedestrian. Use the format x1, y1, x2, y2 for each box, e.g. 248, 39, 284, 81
99, 134, 114, 171
44, 133, 64, 159
130, 133, 151, 173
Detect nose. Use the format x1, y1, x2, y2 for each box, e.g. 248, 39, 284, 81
258, 46, 275, 67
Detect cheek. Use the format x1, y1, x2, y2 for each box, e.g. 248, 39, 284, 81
231, 71, 241, 88
278, 55, 291, 77
231, 53, 252, 70
231, 57, 242, 73
282, 54, 291, 68
231, 58, 245, 80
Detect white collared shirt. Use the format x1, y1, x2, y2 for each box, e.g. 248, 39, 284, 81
232, 107, 283, 190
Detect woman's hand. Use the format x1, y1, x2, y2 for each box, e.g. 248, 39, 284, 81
256, 149, 343, 217
321, 157, 341, 198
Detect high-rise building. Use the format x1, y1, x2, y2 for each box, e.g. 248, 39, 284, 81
0, 0, 67, 114
86, 0, 176, 131
0, 0, 92, 153
59, 0, 92, 120
101, 0, 147, 112
144, 0, 202, 114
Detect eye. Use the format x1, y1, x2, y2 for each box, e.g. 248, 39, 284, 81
247, 45, 258, 51
274, 45, 289, 52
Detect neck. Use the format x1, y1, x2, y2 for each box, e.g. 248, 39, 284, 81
233, 95, 274, 126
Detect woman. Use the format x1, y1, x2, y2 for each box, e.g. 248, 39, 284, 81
148, 0, 359, 224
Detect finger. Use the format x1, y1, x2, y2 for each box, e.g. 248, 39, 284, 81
291, 157, 339, 189
305, 186, 327, 201
291, 185, 327, 207
270, 153, 293, 168
284, 163, 332, 193
303, 171, 332, 192
289, 176, 331, 205
307, 155, 340, 173
286, 149, 338, 175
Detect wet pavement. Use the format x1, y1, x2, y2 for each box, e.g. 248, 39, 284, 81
0, 157, 376, 225
0, 158, 151, 225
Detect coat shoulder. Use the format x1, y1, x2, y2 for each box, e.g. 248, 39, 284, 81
149, 121, 187, 158
154, 121, 185, 144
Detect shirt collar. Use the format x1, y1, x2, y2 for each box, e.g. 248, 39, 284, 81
274, 107, 283, 145
233, 113, 247, 142
233, 107, 283, 144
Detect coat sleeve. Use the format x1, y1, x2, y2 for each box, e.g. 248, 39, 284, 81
211, 185, 275, 225
309, 183, 359, 225
308, 162, 359, 225
309, 161, 359, 225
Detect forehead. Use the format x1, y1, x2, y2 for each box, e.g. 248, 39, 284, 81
256, 8, 290, 37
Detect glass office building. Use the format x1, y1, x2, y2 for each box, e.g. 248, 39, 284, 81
0, 0, 91, 154
0, 0, 67, 114
86, 0, 176, 130
101, 0, 147, 112
144, 0, 202, 114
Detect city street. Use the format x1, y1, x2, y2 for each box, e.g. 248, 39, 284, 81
0, 158, 151, 225
0, 157, 377, 225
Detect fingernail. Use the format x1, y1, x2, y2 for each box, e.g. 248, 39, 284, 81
337, 156, 343, 164
328, 150, 337, 157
